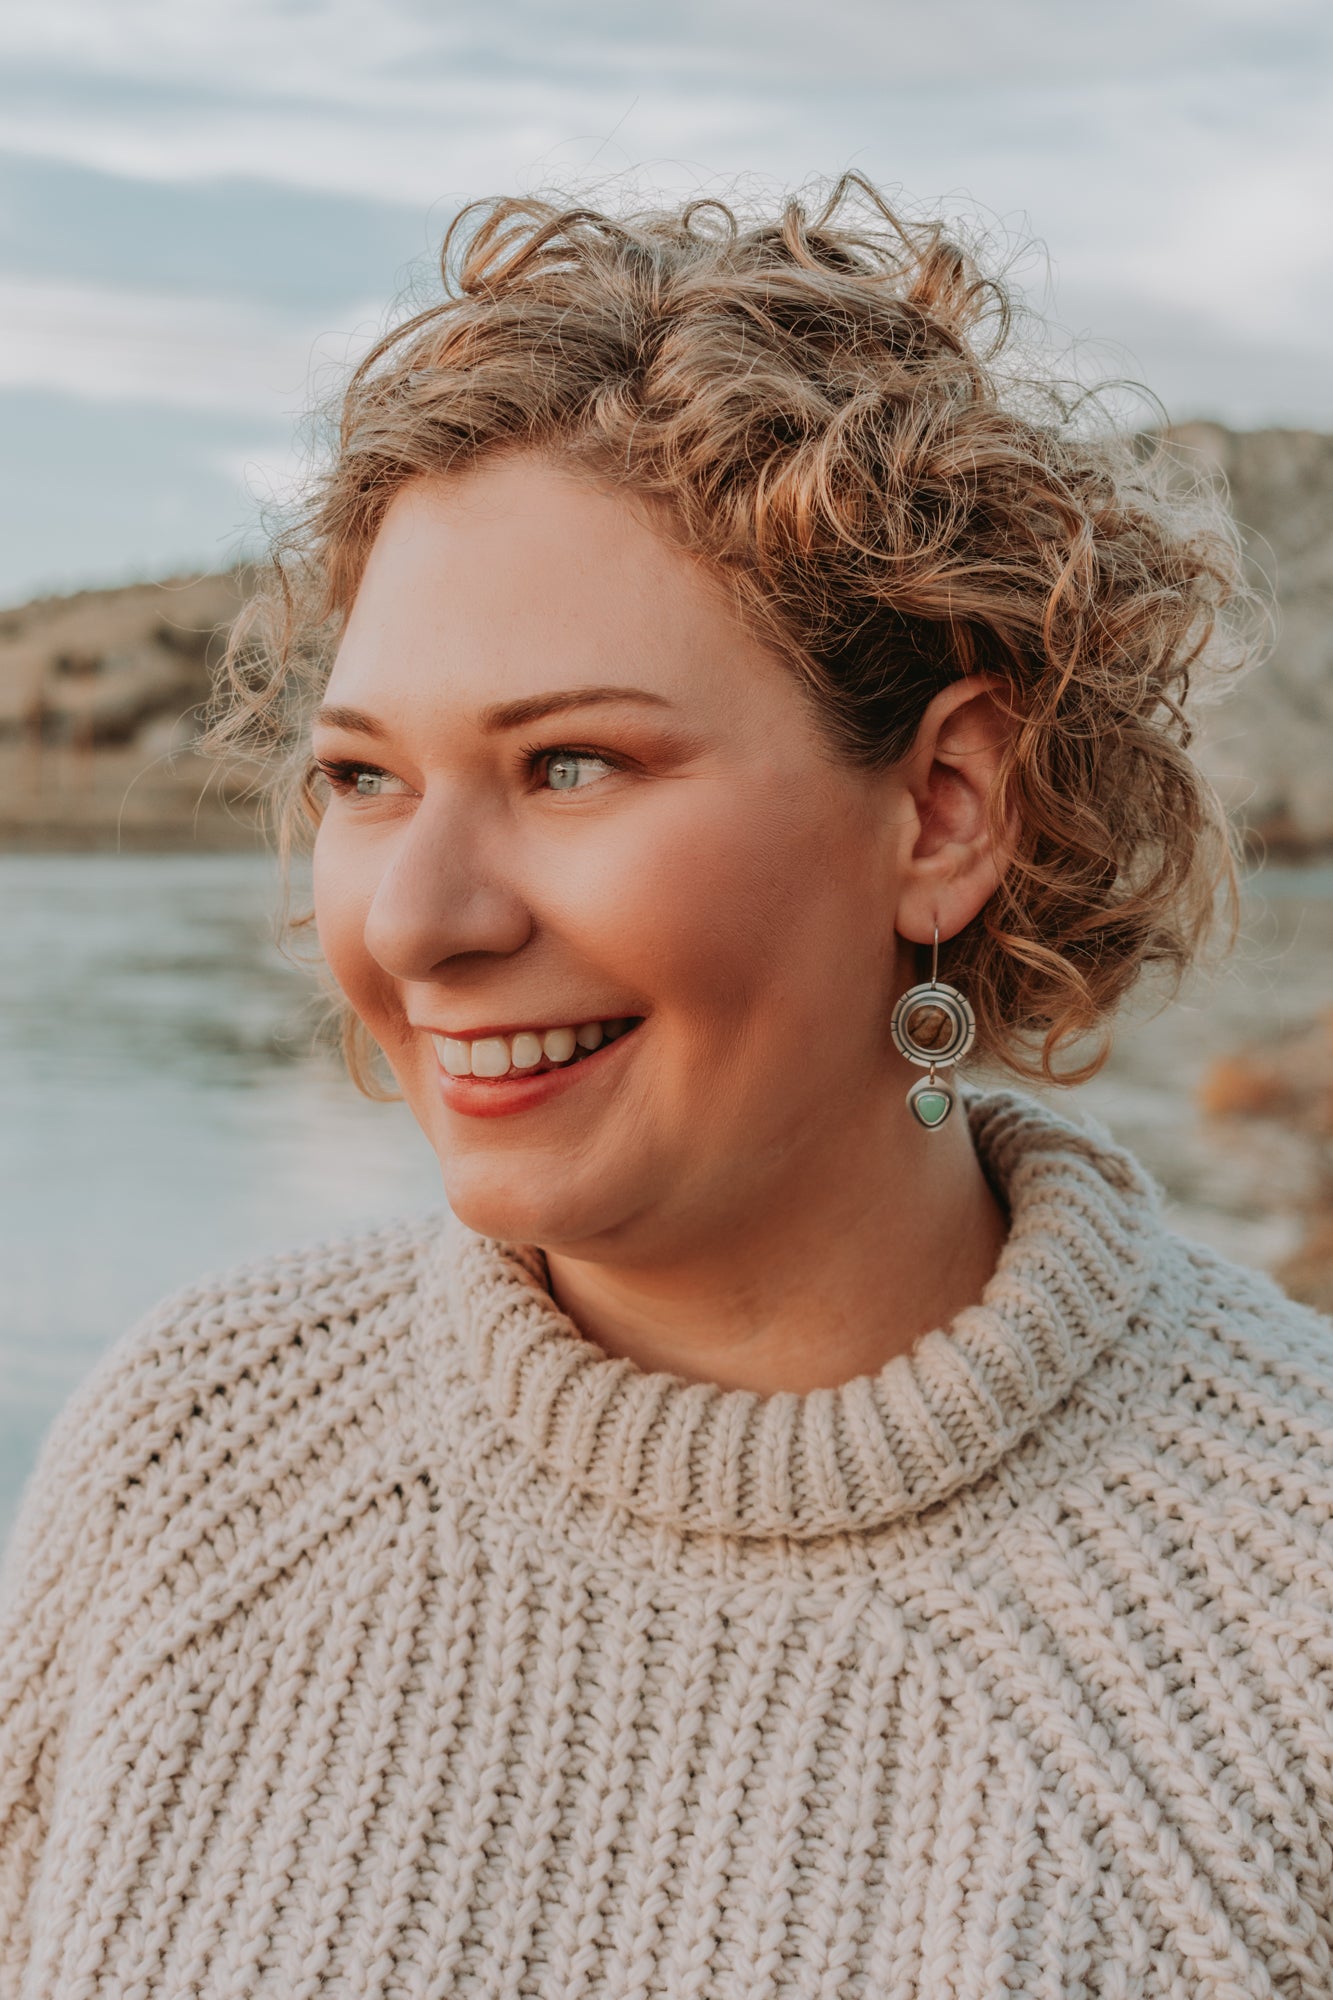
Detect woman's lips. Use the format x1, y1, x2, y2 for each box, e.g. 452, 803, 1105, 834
434, 1018, 644, 1118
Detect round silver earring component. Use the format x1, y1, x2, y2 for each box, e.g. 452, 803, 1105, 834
890, 925, 975, 1129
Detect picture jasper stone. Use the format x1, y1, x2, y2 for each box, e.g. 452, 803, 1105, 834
902, 1001, 953, 1051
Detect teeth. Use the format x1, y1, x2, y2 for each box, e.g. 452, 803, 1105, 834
432, 1018, 634, 1080
470, 1036, 511, 1078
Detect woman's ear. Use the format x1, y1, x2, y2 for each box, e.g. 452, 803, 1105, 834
891, 676, 1019, 947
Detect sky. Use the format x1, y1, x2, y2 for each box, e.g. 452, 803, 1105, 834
1, 0, 1330, 605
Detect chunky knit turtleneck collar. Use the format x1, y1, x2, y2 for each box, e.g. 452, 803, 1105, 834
424, 1090, 1161, 1541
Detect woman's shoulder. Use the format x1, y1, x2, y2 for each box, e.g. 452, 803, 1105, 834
1152, 1227, 1333, 1413
67, 1209, 441, 1435
1, 1211, 448, 1603
982, 1215, 1333, 1557
1032, 1224, 1333, 1570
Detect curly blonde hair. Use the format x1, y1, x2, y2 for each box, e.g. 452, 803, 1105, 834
212, 173, 1251, 1085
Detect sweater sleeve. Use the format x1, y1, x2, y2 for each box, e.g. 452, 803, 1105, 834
0, 1266, 244, 1984
0, 1346, 135, 1984
0, 1218, 431, 1987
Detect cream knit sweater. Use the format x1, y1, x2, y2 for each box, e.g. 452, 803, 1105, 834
3, 1091, 1333, 1999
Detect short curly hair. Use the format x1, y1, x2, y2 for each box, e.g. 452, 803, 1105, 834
213, 173, 1251, 1085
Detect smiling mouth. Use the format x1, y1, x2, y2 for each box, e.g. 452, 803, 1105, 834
431, 1016, 644, 1081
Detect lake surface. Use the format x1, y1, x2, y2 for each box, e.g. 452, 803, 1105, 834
3, 850, 1331, 1552
1, 853, 441, 1548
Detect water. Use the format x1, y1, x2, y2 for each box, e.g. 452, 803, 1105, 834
1, 853, 441, 1548
3, 851, 1331, 1553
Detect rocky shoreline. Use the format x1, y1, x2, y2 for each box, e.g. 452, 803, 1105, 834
1046, 865, 1333, 1317
0, 569, 261, 850
1169, 424, 1333, 856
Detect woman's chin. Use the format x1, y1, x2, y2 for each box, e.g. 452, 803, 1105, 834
440, 1158, 619, 1251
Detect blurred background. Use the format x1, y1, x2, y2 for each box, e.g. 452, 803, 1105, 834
2, 0, 1331, 1545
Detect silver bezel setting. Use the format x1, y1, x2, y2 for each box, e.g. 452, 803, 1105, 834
906, 1072, 957, 1128
890, 979, 976, 1070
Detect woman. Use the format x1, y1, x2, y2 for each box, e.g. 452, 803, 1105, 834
4, 178, 1332, 1997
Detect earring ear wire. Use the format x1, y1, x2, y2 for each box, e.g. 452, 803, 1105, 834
889, 921, 975, 1129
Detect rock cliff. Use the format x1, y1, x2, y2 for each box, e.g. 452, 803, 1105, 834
1168, 424, 1333, 854
0, 571, 259, 847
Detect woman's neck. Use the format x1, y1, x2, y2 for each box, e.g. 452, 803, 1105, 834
542, 1099, 1010, 1394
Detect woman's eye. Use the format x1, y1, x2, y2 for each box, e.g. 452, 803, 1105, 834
539, 750, 615, 793
316, 759, 409, 799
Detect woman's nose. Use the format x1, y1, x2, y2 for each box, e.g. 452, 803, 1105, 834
361, 798, 532, 982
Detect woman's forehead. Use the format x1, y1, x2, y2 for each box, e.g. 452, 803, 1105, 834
326, 461, 790, 728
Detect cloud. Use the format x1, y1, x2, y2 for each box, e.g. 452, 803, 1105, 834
0, 151, 430, 311
0, 0, 1326, 356
3, 0, 1328, 103
0, 390, 277, 604
0, 0, 1328, 595
1, 0, 1328, 206
0, 273, 383, 415
1051, 286, 1333, 430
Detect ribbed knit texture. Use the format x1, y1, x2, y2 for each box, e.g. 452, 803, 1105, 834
3, 1089, 1333, 1998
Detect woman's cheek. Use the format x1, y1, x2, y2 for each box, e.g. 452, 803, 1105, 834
313, 824, 391, 1028
610, 789, 802, 992
587, 782, 786, 963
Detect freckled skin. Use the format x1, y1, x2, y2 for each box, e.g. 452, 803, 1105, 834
313, 456, 1010, 1391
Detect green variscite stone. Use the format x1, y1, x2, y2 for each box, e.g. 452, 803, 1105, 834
912, 1088, 952, 1127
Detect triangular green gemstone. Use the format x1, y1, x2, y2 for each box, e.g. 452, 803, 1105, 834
912, 1088, 952, 1128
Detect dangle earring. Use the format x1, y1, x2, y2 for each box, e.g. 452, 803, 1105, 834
890, 923, 976, 1129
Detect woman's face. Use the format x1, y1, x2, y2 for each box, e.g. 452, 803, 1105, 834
312, 456, 913, 1261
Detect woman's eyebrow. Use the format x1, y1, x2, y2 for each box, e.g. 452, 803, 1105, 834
313, 686, 675, 741
477, 686, 675, 731
313, 703, 388, 739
